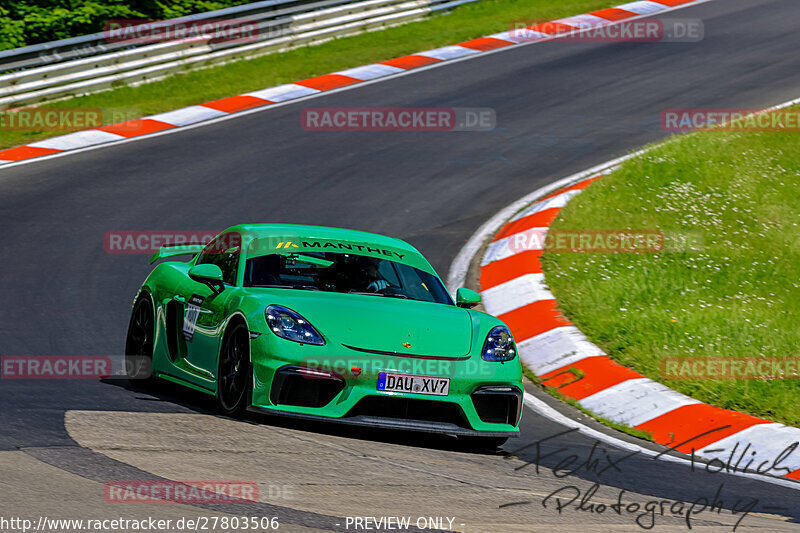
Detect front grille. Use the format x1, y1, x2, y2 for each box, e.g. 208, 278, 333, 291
471, 385, 522, 425
346, 396, 470, 428
270, 366, 345, 408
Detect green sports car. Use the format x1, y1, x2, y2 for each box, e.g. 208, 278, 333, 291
126, 224, 523, 445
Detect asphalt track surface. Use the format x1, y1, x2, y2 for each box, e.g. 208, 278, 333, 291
2, 0, 800, 530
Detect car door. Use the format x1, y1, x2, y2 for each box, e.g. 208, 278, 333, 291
173, 232, 241, 383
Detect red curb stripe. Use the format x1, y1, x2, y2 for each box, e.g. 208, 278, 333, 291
652, 0, 696, 6
202, 95, 272, 113
590, 8, 638, 21
0, 145, 61, 161
480, 250, 543, 290
540, 356, 645, 401
498, 299, 572, 341
493, 208, 560, 242
787, 469, 800, 480
295, 74, 361, 91
527, 22, 576, 35
635, 404, 771, 453
458, 37, 513, 51
381, 55, 442, 70
98, 119, 175, 138
538, 174, 603, 202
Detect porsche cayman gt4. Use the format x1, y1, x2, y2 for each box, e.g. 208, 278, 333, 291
126, 224, 523, 444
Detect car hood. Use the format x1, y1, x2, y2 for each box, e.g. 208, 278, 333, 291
258, 290, 473, 357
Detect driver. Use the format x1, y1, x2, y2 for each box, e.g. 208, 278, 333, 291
361, 259, 389, 292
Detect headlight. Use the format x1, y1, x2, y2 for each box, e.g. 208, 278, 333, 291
482, 326, 516, 362
265, 305, 325, 345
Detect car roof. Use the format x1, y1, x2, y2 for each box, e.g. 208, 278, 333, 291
222, 223, 424, 257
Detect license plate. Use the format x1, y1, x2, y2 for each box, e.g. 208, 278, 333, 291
377, 372, 450, 396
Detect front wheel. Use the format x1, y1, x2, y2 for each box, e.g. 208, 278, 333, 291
216, 322, 251, 416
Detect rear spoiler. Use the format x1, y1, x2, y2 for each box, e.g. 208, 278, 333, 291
149, 243, 206, 264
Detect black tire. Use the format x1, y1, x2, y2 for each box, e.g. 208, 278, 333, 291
125, 294, 155, 384
216, 322, 251, 416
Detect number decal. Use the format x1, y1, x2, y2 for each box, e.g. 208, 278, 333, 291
182, 294, 205, 341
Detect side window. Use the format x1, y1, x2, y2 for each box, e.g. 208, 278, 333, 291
197, 233, 241, 286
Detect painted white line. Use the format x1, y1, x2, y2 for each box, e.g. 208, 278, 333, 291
522, 392, 800, 490
0, 0, 716, 171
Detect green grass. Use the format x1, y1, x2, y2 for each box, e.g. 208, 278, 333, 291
542, 106, 800, 427
0, 0, 613, 150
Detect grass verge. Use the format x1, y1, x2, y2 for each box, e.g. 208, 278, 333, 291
0, 0, 614, 150
542, 105, 800, 427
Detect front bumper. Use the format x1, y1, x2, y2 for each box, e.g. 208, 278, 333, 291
248, 334, 523, 436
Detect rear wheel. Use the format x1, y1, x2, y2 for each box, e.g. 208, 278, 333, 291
125, 295, 155, 383
217, 322, 251, 416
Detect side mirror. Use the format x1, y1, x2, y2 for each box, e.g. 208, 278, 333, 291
456, 288, 481, 308
189, 264, 225, 294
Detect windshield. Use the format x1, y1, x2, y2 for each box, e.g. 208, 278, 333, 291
244, 251, 453, 305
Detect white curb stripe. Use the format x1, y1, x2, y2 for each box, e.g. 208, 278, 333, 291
415, 45, 480, 60
616, 1, 671, 15
488, 30, 550, 44
578, 378, 702, 427
517, 326, 604, 375
146, 105, 227, 126
509, 189, 582, 222
481, 227, 549, 266
696, 423, 800, 476
244, 84, 320, 102
482, 273, 552, 316
336, 64, 405, 80
28, 130, 125, 150
556, 14, 614, 27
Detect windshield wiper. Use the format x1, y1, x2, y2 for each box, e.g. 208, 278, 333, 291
348, 290, 409, 299
255, 284, 320, 291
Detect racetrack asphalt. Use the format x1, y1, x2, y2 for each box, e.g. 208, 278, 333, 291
2, 0, 800, 530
